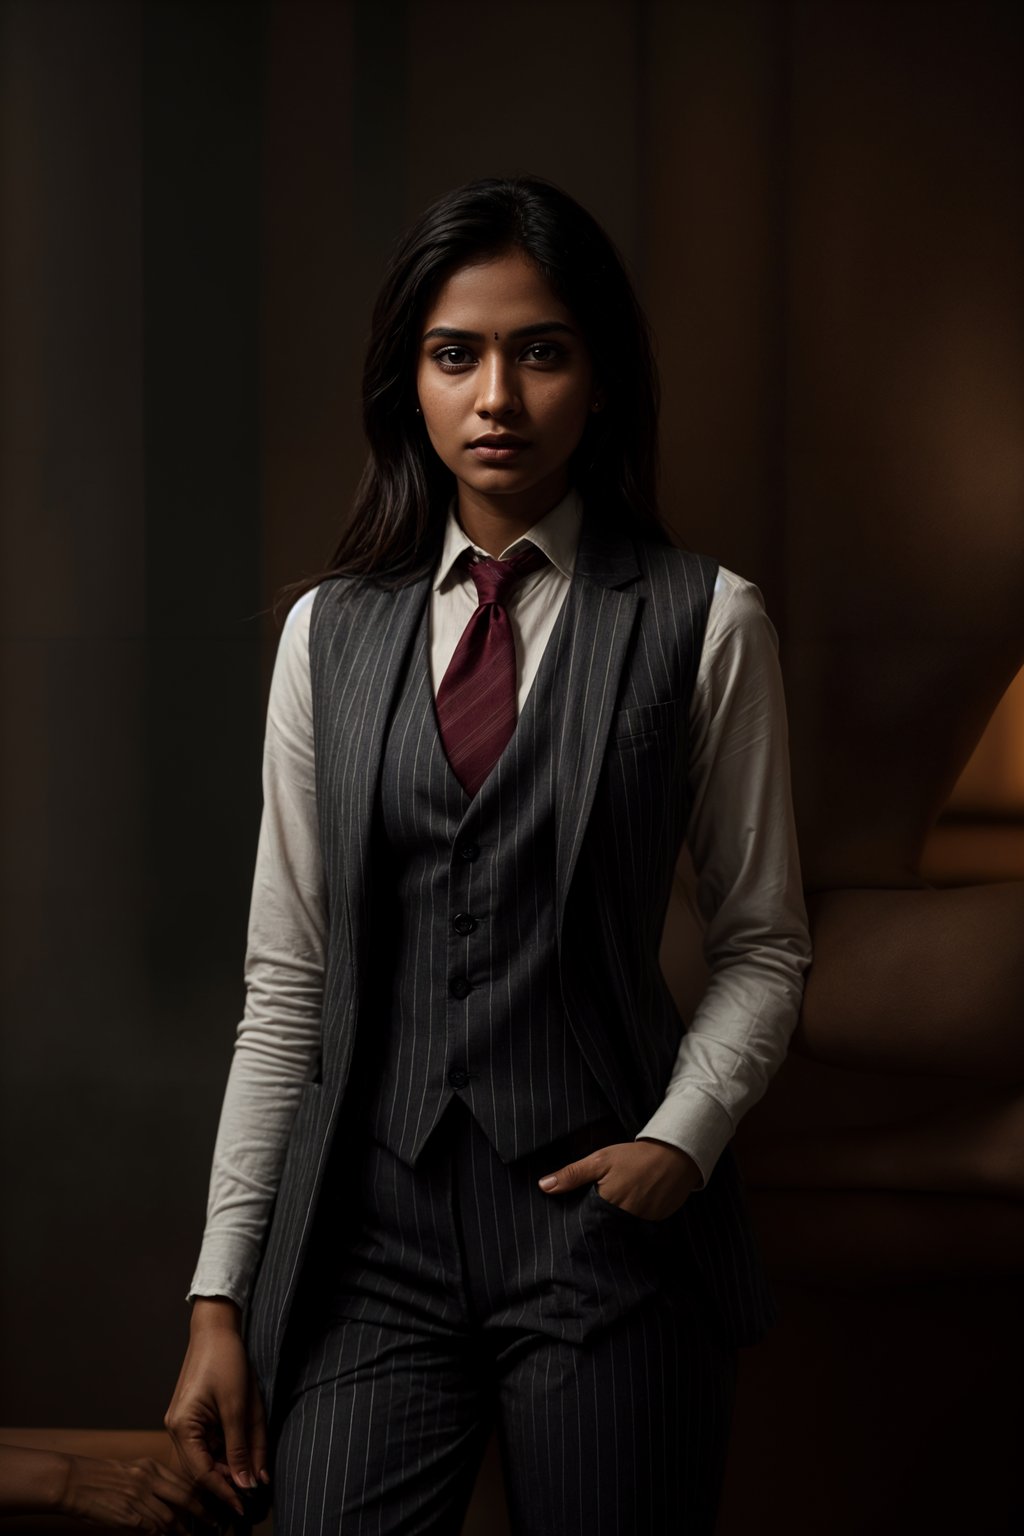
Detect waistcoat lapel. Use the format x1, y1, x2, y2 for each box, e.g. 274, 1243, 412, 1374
312, 572, 432, 1007
550, 513, 642, 940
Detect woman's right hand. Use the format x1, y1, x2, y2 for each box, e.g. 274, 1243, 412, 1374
163, 1297, 269, 1521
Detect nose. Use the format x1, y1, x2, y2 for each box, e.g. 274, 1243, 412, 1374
474, 351, 521, 418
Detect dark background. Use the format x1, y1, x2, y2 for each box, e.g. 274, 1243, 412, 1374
1, 0, 1021, 1484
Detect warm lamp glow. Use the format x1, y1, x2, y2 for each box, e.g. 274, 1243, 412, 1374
944, 666, 1024, 817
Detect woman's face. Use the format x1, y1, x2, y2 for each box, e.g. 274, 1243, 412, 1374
415, 247, 603, 519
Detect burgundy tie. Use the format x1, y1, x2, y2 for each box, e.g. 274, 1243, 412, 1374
436, 541, 550, 797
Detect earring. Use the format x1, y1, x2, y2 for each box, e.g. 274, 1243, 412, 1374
415, 406, 422, 414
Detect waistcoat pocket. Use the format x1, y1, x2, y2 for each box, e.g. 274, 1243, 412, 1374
611, 697, 682, 744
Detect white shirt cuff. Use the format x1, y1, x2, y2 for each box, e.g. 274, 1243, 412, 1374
634, 1083, 736, 1189
186, 1237, 260, 1311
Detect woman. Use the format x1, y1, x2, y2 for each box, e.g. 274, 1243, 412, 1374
165, 174, 812, 1535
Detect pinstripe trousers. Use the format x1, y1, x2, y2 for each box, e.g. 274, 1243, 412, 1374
270, 1094, 738, 1535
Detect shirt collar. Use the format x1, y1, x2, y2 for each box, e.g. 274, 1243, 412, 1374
432, 483, 584, 592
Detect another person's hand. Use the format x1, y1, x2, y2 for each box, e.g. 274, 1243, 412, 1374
164, 1296, 269, 1522
0, 1442, 209, 1533
537, 1137, 703, 1219
62, 1452, 211, 1534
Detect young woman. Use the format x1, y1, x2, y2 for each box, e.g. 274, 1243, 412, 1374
165, 174, 812, 1535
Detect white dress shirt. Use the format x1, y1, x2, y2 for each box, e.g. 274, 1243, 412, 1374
187, 485, 812, 1307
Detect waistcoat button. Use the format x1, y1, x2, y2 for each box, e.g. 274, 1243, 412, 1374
452, 912, 477, 935
449, 975, 472, 998
457, 840, 480, 861
447, 1067, 470, 1089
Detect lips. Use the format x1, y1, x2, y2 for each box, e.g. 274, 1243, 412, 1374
468, 434, 531, 464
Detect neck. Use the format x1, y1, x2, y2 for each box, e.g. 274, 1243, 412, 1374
456, 473, 570, 557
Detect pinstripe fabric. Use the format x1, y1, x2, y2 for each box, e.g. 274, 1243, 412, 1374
272, 1097, 738, 1535
361, 555, 612, 1164
245, 509, 779, 1435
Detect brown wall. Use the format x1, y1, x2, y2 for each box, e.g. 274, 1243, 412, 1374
0, 0, 266, 1426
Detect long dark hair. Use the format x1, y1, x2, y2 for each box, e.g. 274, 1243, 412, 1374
273, 173, 675, 622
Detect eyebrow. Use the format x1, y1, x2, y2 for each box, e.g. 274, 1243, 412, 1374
421, 320, 577, 343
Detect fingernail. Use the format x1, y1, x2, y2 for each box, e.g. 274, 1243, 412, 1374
539, 1175, 557, 1190
259, 1468, 271, 1485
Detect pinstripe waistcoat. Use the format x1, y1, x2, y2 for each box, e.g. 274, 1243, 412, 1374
360, 551, 616, 1165
246, 511, 779, 1424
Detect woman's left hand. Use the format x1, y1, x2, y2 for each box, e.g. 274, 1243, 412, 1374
537, 1137, 703, 1220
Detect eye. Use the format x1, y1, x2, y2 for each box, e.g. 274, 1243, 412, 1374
432, 345, 474, 372
523, 342, 564, 363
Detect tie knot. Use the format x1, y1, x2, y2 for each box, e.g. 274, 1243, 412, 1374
464, 542, 549, 607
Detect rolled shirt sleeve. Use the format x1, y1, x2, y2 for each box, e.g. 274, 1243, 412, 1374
187, 588, 325, 1308
635, 568, 813, 1187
